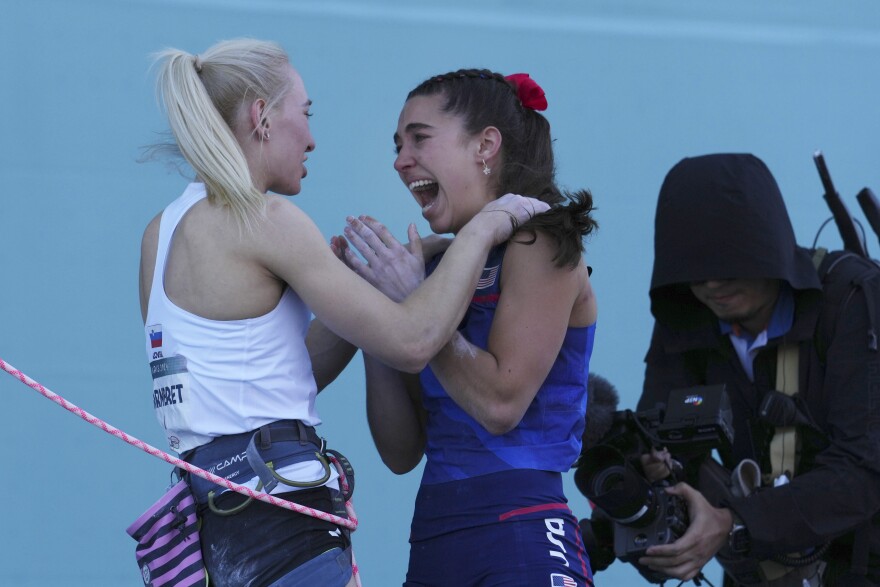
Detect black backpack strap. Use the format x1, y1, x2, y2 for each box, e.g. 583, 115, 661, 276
812, 251, 878, 582
856, 272, 879, 352
814, 250, 880, 360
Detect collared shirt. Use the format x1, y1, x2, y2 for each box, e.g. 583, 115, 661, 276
719, 286, 794, 381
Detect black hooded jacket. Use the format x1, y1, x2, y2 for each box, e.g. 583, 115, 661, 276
638, 154, 880, 581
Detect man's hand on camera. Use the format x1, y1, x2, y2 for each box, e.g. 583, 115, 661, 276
640, 447, 677, 482
638, 482, 732, 581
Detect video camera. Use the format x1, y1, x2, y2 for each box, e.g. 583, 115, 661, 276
575, 384, 734, 584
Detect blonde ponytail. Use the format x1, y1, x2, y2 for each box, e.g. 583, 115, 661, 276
153, 39, 292, 230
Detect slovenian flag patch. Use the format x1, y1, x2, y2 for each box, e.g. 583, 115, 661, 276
148, 326, 163, 349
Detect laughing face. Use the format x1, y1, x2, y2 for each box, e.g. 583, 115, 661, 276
393, 94, 495, 235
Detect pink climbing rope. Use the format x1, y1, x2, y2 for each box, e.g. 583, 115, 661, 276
0, 357, 362, 584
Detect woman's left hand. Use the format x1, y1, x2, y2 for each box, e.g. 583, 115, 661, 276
341, 216, 425, 302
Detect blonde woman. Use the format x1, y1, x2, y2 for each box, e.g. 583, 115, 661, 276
139, 39, 546, 587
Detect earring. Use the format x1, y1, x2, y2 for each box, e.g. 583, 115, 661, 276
482, 159, 491, 176
264, 131, 270, 141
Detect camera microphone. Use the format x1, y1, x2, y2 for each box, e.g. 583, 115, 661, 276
582, 373, 620, 451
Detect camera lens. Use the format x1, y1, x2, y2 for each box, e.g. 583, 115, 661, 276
575, 445, 657, 525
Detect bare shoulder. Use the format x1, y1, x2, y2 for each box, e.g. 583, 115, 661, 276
141, 212, 162, 248
140, 211, 163, 272
225, 195, 315, 259
506, 230, 576, 274
139, 211, 163, 322
257, 195, 319, 242
505, 230, 596, 325
249, 194, 336, 278
265, 194, 309, 221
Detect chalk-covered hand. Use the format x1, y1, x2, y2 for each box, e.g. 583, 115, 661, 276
472, 193, 550, 245
359, 215, 452, 262
341, 216, 425, 302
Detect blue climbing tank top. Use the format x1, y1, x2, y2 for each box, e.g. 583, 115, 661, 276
420, 244, 596, 486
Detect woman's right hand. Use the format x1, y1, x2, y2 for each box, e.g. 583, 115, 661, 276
469, 194, 550, 245
339, 217, 426, 303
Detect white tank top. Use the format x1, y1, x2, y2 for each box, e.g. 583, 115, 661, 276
144, 183, 320, 454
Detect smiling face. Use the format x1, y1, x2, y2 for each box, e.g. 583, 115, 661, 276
262, 66, 315, 196
393, 94, 495, 235
689, 278, 780, 335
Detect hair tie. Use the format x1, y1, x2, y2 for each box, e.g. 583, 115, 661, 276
504, 73, 547, 111
193, 54, 203, 73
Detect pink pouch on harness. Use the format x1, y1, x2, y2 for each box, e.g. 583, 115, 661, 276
126, 479, 207, 587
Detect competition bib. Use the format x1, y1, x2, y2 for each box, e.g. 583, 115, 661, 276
149, 353, 192, 452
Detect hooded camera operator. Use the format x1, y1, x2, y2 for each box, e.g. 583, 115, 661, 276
636, 153, 880, 586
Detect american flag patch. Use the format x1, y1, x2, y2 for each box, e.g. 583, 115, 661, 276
476, 264, 500, 289
551, 574, 577, 587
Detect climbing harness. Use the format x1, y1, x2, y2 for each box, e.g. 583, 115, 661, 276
0, 357, 362, 586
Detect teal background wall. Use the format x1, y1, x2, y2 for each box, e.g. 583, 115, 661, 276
2, 1, 880, 584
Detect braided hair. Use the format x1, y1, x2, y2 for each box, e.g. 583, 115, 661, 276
407, 68, 597, 268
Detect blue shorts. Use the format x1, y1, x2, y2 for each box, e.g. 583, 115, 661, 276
266, 546, 352, 587
405, 505, 593, 587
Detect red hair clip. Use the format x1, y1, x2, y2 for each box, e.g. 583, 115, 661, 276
504, 73, 548, 111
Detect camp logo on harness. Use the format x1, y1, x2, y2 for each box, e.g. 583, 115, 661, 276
683, 394, 703, 406
207, 450, 248, 476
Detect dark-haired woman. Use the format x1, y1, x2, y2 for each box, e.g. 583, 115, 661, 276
338, 70, 598, 587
